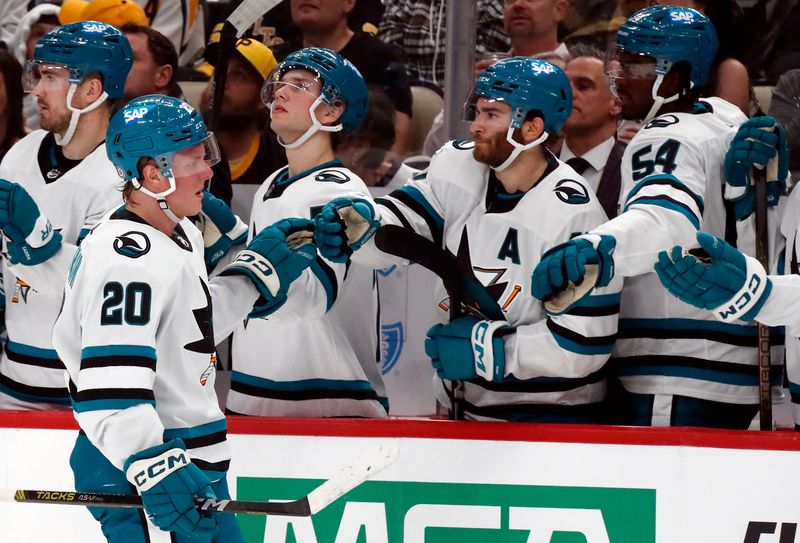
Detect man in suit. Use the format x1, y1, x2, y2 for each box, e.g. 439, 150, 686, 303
560, 43, 625, 218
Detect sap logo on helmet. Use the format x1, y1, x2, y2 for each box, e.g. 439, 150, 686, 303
531, 62, 556, 75
670, 10, 695, 22
123, 106, 153, 124
82, 22, 108, 33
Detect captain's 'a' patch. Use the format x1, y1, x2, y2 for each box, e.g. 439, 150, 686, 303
553, 179, 590, 205
113, 231, 151, 258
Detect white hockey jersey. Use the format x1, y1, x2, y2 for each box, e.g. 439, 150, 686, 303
358, 141, 622, 422
0, 131, 123, 409
593, 98, 784, 407
226, 160, 387, 418
53, 208, 235, 475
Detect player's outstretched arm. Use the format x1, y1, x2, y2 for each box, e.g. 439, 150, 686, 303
0, 179, 62, 266
530, 234, 616, 314
723, 116, 789, 220
655, 231, 772, 322
313, 197, 381, 263
193, 190, 248, 270
124, 439, 218, 538
219, 218, 317, 319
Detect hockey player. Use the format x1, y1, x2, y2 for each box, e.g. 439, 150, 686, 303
0, 21, 133, 409
314, 57, 623, 422
225, 47, 387, 418
531, 6, 784, 428
52, 94, 316, 541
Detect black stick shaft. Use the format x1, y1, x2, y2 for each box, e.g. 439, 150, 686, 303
754, 167, 773, 430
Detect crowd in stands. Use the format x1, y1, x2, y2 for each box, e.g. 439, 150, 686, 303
0, 0, 798, 429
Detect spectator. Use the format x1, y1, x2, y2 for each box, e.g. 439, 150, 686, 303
59, 0, 148, 27
380, 0, 510, 90
560, 44, 625, 218
424, 0, 568, 156
120, 23, 179, 100
769, 69, 800, 179
337, 86, 397, 186
0, 51, 26, 162
286, 0, 412, 158
0, 0, 33, 49
650, 0, 753, 115
8, 3, 59, 130
199, 38, 287, 188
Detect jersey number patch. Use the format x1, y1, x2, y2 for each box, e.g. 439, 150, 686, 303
101, 282, 152, 326
631, 139, 681, 181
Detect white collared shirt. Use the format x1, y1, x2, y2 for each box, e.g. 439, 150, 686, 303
559, 136, 616, 193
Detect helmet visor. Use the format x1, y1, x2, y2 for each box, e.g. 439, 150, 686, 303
172, 132, 221, 176
23, 61, 70, 93
261, 67, 324, 108
604, 44, 659, 81
462, 90, 514, 128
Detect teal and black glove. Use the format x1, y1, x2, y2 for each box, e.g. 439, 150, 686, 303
314, 197, 380, 263
723, 116, 789, 220
0, 179, 62, 265
655, 231, 771, 322
220, 218, 316, 317
425, 315, 512, 381
195, 191, 247, 270
124, 439, 218, 538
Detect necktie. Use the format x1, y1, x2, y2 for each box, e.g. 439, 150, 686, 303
566, 156, 591, 176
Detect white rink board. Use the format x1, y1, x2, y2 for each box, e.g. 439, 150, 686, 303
2, 422, 800, 542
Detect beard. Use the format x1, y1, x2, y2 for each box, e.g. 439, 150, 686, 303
472, 130, 514, 168
39, 108, 71, 136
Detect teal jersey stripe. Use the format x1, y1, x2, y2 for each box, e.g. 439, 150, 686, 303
72, 398, 156, 413
163, 419, 228, 441
81, 345, 157, 360
231, 371, 374, 392
575, 293, 621, 308
0, 382, 70, 405
616, 363, 760, 386
395, 185, 445, 232
6, 341, 59, 360
624, 197, 700, 228
550, 332, 614, 355
620, 318, 759, 336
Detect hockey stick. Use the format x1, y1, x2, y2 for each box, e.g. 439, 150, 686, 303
0, 443, 398, 516
754, 162, 774, 431
374, 225, 503, 420
208, 0, 282, 131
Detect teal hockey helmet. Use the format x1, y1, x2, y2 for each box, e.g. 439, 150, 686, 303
469, 57, 572, 133
31, 21, 133, 99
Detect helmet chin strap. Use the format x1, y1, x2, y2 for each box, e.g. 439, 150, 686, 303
132, 172, 181, 223
641, 74, 684, 126
273, 95, 343, 150
492, 125, 548, 173
54, 83, 109, 146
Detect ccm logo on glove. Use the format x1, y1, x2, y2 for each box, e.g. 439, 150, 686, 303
128, 449, 189, 491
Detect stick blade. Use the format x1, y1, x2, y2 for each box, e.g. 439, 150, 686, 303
544, 264, 598, 314
305, 443, 399, 515
227, 0, 282, 36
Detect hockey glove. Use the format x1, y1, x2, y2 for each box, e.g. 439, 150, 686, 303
0, 179, 62, 265
655, 231, 771, 322
425, 315, 512, 382
723, 116, 789, 220
220, 218, 316, 318
124, 439, 218, 538
193, 191, 248, 270
531, 234, 616, 314
314, 197, 380, 263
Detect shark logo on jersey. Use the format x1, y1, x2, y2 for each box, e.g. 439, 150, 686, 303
113, 231, 151, 258
184, 279, 216, 356
314, 170, 350, 184
645, 115, 680, 129
46, 169, 61, 180
380, 322, 404, 375
200, 354, 218, 386
11, 278, 31, 304
554, 179, 590, 205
